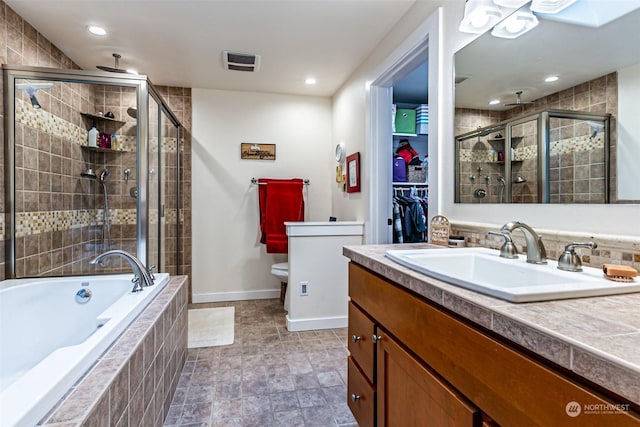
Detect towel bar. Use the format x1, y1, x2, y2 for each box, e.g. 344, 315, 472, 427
251, 177, 310, 186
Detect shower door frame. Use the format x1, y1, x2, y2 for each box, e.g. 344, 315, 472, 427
454, 108, 610, 204
2, 64, 180, 278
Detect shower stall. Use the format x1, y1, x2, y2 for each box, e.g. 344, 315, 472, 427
454, 109, 611, 204
3, 65, 183, 278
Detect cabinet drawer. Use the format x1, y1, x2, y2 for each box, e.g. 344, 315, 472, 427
348, 356, 376, 427
348, 302, 375, 382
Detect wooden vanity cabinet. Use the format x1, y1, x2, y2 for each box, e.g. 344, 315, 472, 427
348, 262, 640, 427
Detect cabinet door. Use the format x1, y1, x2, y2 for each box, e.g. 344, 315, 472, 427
348, 302, 376, 382
377, 330, 480, 427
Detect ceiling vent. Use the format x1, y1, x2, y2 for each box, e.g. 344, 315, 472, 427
223, 51, 260, 72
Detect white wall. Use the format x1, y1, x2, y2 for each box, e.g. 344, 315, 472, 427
617, 62, 640, 200
191, 89, 333, 301
333, 0, 640, 240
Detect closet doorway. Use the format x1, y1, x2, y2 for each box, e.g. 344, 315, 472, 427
367, 26, 436, 244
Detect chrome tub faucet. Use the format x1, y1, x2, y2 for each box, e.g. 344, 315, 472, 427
90, 249, 155, 292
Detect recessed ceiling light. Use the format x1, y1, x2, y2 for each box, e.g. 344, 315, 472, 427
489, 99, 501, 105
305, 77, 316, 85
88, 26, 107, 36
545, 75, 559, 82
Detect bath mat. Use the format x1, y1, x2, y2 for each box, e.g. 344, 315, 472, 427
188, 307, 235, 348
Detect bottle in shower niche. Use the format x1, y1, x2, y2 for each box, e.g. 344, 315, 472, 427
87, 121, 99, 147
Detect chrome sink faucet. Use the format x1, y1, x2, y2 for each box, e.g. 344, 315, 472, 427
500, 221, 547, 264
91, 249, 155, 292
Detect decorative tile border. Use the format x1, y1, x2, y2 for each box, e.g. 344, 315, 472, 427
449, 220, 640, 270
459, 145, 537, 163
16, 98, 87, 143
549, 134, 604, 156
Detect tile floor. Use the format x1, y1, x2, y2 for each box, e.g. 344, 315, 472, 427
164, 299, 358, 427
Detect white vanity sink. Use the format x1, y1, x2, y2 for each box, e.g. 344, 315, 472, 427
385, 247, 640, 302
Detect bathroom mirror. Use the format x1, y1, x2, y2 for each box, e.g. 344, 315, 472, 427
454, 3, 640, 204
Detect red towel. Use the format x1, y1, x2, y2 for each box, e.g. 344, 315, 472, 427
258, 179, 304, 253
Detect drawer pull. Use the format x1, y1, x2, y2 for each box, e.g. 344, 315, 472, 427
351, 393, 361, 402
372, 334, 382, 343
351, 335, 362, 343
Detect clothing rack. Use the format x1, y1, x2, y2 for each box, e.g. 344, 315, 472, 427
251, 177, 310, 186
393, 185, 427, 197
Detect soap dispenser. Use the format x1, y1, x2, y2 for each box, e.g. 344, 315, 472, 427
88, 121, 98, 147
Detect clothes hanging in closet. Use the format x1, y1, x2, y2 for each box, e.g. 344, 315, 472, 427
392, 189, 428, 243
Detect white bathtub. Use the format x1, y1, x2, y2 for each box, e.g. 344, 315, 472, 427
0, 273, 169, 427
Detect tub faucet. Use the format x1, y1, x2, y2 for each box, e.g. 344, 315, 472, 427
90, 249, 155, 292
500, 221, 547, 264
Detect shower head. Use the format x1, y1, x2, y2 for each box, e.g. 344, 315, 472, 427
97, 53, 130, 73
514, 176, 527, 184
127, 107, 137, 119
504, 91, 534, 107
16, 83, 53, 109
80, 168, 98, 179
99, 169, 110, 182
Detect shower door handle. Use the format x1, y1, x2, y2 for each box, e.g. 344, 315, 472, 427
161, 204, 165, 218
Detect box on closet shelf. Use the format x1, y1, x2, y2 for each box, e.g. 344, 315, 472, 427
395, 109, 416, 134
407, 165, 426, 183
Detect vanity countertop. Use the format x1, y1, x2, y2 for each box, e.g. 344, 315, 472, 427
344, 243, 640, 406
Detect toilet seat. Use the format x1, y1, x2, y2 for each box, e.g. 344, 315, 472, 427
271, 262, 289, 282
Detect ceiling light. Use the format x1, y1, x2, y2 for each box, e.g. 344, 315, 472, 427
88, 26, 106, 36
491, 7, 539, 38
489, 99, 501, 105
545, 75, 559, 82
459, 0, 504, 34
530, 0, 576, 14
305, 77, 316, 85
492, 0, 530, 8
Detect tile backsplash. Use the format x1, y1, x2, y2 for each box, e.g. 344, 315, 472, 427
450, 221, 640, 270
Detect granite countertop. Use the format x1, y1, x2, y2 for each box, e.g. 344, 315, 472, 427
343, 243, 640, 406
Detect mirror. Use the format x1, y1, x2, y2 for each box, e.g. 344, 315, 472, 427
454, 3, 640, 204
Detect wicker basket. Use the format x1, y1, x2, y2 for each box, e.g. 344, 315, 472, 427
408, 165, 426, 183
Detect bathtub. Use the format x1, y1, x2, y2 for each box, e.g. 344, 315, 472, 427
0, 273, 169, 427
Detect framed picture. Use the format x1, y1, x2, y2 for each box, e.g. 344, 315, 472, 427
346, 152, 361, 193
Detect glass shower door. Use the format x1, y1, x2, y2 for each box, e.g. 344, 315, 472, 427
160, 110, 179, 274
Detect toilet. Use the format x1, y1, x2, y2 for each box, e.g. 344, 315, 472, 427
271, 262, 289, 303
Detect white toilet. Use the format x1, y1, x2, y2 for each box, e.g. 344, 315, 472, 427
271, 262, 289, 303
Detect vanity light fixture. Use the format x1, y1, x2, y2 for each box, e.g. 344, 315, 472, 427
530, 0, 577, 14
491, 6, 539, 39
545, 75, 559, 82
305, 77, 317, 85
88, 25, 107, 36
458, 0, 504, 34
489, 99, 501, 105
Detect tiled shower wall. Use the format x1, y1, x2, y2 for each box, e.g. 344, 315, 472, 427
0, 1, 193, 284
455, 72, 617, 204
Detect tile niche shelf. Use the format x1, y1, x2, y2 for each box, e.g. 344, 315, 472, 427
80, 112, 125, 124
80, 112, 127, 152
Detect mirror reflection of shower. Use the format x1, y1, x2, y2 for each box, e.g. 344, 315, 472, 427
81, 168, 112, 250
497, 175, 506, 203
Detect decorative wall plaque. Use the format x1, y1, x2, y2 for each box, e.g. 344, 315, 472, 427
429, 215, 450, 246
241, 143, 276, 160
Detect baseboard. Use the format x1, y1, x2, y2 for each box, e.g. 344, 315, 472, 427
193, 289, 280, 303
285, 315, 348, 332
